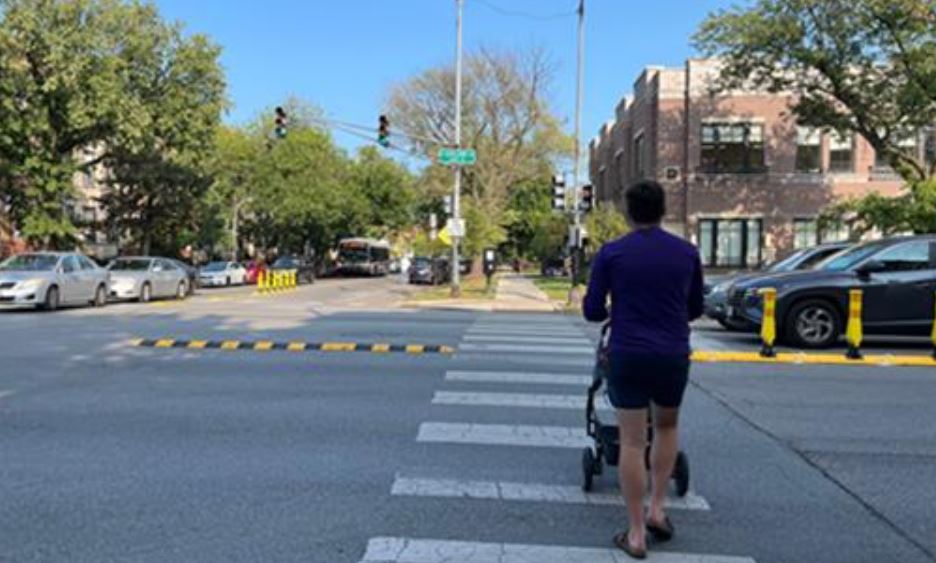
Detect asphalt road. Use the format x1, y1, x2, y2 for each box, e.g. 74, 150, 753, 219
1, 280, 934, 562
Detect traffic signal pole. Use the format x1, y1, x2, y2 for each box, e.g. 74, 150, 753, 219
450, 0, 464, 298
571, 0, 585, 287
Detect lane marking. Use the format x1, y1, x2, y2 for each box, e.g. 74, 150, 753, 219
391, 476, 710, 511
446, 371, 592, 386
459, 343, 594, 356
463, 335, 592, 345
154, 339, 175, 348
417, 422, 589, 449
359, 537, 756, 563
0, 390, 15, 401
467, 327, 586, 336
254, 341, 274, 351
432, 391, 611, 411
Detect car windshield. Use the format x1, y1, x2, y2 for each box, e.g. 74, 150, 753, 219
817, 243, 886, 272
413, 258, 431, 267
765, 249, 808, 273
274, 257, 297, 267
110, 259, 151, 271
0, 254, 59, 272
339, 248, 369, 263
202, 262, 228, 272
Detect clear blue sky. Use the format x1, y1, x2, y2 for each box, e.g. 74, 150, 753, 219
154, 0, 731, 158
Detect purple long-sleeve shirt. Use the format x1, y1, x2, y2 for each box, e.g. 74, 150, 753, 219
583, 226, 704, 356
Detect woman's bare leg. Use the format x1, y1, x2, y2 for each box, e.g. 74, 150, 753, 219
648, 404, 680, 524
617, 408, 649, 549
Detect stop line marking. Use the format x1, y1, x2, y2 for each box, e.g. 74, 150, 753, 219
359, 537, 756, 563
463, 334, 591, 345
391, 476, 710, 511
432, 391, 611, 411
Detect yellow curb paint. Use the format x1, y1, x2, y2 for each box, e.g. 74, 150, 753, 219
254, 341, 274, 351
154, 339, 175, 348
220, 340, 240, 350
691, 350, 936, 368
406, 345, 426, 355
321, 342, 357, 352
287, 342, 307, 352
188, 340, 208, 349
372, 344, 391, 353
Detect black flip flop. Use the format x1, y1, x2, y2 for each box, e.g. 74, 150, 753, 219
647, 515, 675, 542
613, 530, 647, 560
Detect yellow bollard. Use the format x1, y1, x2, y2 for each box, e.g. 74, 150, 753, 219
759, 288, 777, 358
275, 271, 282, 291
291, 269, 297, 289
257, 270, 265, 293
846, 289, 863, 360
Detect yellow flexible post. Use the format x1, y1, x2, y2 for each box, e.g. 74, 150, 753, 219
759, 288, 777, 358
846, 289, 863, 360
257, 270, 265, 293
291, 269, 297, 289
931, 292, 936, 360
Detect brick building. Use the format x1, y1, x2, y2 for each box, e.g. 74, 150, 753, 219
588, 59, 923, 270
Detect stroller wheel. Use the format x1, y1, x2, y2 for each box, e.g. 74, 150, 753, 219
673, 452, 690, 497
582, 448, 597, 492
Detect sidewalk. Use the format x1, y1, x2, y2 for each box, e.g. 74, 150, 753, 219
403, 274, 558, 312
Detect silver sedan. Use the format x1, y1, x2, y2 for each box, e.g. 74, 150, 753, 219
0, 252, 110, 311
108, 257, 190, 302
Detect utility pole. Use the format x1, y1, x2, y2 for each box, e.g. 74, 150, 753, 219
571, 0, 585, 286
450, 0, 464, 297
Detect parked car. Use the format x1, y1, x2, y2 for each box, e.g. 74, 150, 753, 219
168, 259, 198, 296
541, 258, 568, 278
705, 243, 849, 330
728, 236, 936, 348
108, 256, 189, 302
409, 256, 450, 285
0, 252, 109, 311
269, 255, 315, 284
198, 261, 247, 287
245, 261, 267, 285
388, 259, 402, 275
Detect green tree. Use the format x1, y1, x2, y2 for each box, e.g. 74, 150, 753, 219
387, 47, 573, 263
204, 126, 264, 259
696, 0, 936, 235
584, 205, 629, 250
347, 146, 417, 239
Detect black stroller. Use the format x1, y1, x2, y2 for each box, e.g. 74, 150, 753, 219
582, 323, 690, 495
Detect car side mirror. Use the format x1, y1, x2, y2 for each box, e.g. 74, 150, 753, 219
856, 260, 886, 277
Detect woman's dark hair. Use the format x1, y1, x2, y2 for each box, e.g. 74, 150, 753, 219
625, 180, 666, 225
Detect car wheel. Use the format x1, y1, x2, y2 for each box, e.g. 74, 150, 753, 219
785, 299, 841, 349
42, 286, 60, 312
176, 281, 187, 300
139, 283, 152, 304
93, 285, 107, 307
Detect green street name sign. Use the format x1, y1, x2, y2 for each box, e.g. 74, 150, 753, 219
438, 147, 477, 166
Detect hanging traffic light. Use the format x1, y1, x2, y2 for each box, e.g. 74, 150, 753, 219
378, 115, 390, 147
580, 184, 594, 212
274, 106, 288, 139
551, 174, 566, 211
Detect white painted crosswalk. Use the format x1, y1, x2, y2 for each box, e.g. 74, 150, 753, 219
361, 315, 757, 563
391, 476, 710, 511
445, 370, 592, 386
359, 537, 756, 563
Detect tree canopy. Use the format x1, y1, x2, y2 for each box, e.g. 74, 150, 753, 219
696, 0, 936, 234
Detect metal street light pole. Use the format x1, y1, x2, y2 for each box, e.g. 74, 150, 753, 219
571, 0, 585, 286
450, 0, 464, 297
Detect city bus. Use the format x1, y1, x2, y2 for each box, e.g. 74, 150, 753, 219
335, 238, 392, 276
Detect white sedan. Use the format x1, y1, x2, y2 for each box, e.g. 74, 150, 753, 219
198, 261, 247, 287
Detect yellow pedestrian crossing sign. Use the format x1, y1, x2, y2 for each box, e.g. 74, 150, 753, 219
438, 226, 453, 247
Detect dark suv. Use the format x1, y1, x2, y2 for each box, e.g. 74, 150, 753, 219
728, 236, 936, 348
270, 255, 315, 285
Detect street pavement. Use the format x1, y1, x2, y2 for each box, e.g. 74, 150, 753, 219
1, 277, 934, 562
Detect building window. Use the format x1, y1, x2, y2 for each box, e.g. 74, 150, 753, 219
828, 132, 854, 173
876, 131, 919, 170
821, 221, 851, 243
698, 218, 763, 268
793, 219, 819, 250
633, 134, 645, 179
796, 127, 821, 172
700, 122, 765, 173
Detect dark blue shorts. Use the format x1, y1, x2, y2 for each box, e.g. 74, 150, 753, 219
607, 352, 690, 410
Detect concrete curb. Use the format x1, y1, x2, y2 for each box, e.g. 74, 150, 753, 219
130, 338, 454, 355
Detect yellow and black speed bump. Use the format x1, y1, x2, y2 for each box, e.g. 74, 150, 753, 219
130, 338, 454, 355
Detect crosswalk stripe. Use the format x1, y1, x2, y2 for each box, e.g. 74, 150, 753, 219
459, 343, 594, 356
391, 476, 710, 511
468, 326, 586, 336
417, 422, 589, 449
359, 537, 756, 563
446, 371, 592, 386
432, 391, 611, 411
463, 335, 592, 345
